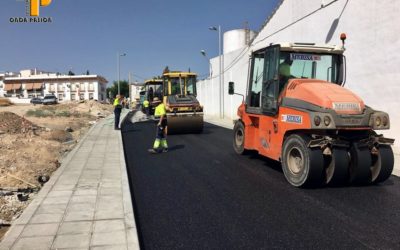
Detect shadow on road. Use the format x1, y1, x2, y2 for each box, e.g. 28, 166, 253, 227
168, 144, 185, 152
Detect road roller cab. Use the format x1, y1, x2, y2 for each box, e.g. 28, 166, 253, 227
139, 89, 146, 110
144, 78, 163, 115
162, 71, 204, 134
229, 38, 395, 187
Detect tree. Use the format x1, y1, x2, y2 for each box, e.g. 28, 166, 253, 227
106, 80, 129, 98
163, 66, 169, 74
68, 70, 75, 76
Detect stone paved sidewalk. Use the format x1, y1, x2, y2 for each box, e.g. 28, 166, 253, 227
0, 110, 139, 250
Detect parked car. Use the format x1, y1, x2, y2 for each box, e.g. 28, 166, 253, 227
42, 95, 58, 105
30, 97, 43, 105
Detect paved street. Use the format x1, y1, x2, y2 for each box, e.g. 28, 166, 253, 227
122, 116, 400, 249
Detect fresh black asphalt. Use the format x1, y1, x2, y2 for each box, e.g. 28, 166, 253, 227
121, 114, 400, 249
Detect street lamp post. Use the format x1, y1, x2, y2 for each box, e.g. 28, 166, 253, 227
209, 25, 223, 119
200, 50, 212, 78
200, 50, 214, 112
117, 52, 126, 95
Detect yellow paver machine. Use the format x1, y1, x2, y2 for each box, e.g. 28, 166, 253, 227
162, 71, 203, 134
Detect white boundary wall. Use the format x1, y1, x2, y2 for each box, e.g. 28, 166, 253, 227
197, 0, 400, 174
197, 48, 249, 122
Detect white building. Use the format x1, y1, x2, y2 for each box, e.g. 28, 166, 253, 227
197, 0, 400, 175
0, 72, 19, 97
129, 82, 144, 102
0, 74, 4, 97
3, 70, 108, 102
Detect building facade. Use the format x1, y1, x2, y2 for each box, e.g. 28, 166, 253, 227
129, 82, 144, 102
2, 70, 108, 102
0, 74, 4, 97
0, 72, 19, 97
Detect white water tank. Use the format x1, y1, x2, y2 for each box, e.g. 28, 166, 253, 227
223, 29, 257, 54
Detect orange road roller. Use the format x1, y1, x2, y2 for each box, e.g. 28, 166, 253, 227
229, 35, 394, 187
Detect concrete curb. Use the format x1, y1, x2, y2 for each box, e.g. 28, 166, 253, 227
204, 116, 234, 130
119, 111, 140, 249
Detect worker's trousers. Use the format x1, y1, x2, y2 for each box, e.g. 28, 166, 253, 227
153, 124, 168, 150
114, 107, 122, 129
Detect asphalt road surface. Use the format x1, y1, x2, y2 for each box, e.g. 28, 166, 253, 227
121, 116, 400, 250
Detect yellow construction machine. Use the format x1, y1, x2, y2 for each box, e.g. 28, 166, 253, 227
162, 71, 203, 134
144, 78, 163, 115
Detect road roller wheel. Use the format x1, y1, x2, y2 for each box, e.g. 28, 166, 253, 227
282, 135, 324, 187
167, 115, 203, 134
371, 145, 394, 184
349, 144, 372, 185
233, 121, 248, 155
325, 148, 349, 185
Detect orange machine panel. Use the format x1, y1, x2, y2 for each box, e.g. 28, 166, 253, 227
285, 79, 365, 115
239, 104, 312, 161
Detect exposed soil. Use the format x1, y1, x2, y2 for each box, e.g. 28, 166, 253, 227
0, 100, 113, 240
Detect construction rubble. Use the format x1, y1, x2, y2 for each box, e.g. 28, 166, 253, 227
0, 100, 113, 239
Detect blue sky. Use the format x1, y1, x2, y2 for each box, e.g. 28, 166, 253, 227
0, 0, 280, 84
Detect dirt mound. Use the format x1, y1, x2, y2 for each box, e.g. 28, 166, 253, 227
0, 98, 12, 107
74, 100, 113, 117
42, 130, 74, 143
46, 100, 113, 118
0, 112, 39, 134
0, 101, 110, 239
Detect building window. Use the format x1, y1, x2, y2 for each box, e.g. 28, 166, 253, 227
89, 83, 94, 91
80, 93, 84, 100
71, 84, 76, 91
89, 93, 94, 100
71, 93, 76, 100
58, 93, 63, 101
80, 82, 85, 90
50, 83, 56, 92
57, 83, 63, 91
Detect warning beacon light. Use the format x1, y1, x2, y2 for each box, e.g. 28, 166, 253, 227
340, 33, 347, 47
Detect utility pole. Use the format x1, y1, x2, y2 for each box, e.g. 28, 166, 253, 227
209, 25, 224, 119
117, 52, 126, 95
128, 72, 132, 102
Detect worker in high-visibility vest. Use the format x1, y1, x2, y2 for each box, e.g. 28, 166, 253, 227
278, 57, 294, 93
113, 95, 123, 130
148, 97, 168, 153
143, 99, 150, 117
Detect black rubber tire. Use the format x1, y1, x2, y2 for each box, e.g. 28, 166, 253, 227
349, 144, 372, 185
325, 148, 349, 185
282, 134, 324, 187
233, 121, 248, 155
371, 145, 394, 184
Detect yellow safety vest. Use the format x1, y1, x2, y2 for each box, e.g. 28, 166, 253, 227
279, 63, 291, 77
143, 100, 149, 108
154, 103, 166, 117
113, 98, 121, 107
